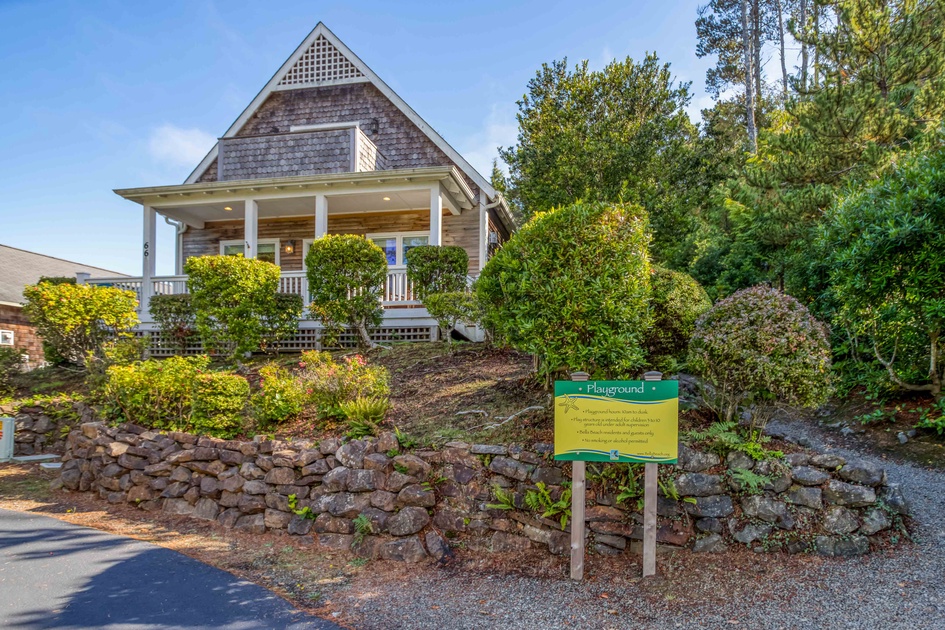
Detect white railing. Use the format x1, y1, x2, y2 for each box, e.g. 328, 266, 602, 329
85, 271, 422, 308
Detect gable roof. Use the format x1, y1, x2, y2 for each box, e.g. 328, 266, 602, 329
185, 23, 497, 202
0, 245, 127, 306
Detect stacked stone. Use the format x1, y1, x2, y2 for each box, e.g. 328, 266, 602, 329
11, 402, 94, 456
684, 448, 910, 556
57, 423, 909, 562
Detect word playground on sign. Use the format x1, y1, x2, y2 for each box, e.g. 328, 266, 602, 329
553, 380, 679, 464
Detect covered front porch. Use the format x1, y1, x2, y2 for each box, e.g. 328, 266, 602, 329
89, 166, 485, 327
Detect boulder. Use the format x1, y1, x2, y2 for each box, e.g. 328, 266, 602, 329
879, 484, 910, 516
838, 458, 884, 487
676, 473, 726, 497
327, 492, 371, 519
684, 495, 734, 518
317, 533, 355, 551
347, 469, 377, 493
810, 453, 846, 469
859, 508, 892, 535
488, 456, 532, 481
731, 522, 772, 545
490, 531, 531, 552
387, 506, 430, 536
741, 496, 794, 529
726, 451, 755, 470
264, 509, 293, 530
425, 530, 454, 563
314, 513, 354, 534
234, 514, 267, 534
264, 467, 297, 486
791, 466, 829, 486
677, 444, 721, 472
397, 484, 436, 508
695, 518, 723, 533
369, 490, 398, 512
692, 534, 727, 553
192, 498, 220, 521
824, 480, 876, 508
822, 506, 859, 534
288, 515, 314, 536
783, 486, 822, 510
531, 467, 564, 485
337, 440, 369, 469
377, 535, 428, 562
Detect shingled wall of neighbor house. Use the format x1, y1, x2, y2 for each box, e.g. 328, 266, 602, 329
51, 420, 912, 563
196, 83, 479, 197
181, 209, 481, 273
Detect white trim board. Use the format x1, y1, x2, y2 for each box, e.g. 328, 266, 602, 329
183, 23, 496, 201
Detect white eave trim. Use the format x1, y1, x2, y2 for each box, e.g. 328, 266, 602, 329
183, 22, 496, 200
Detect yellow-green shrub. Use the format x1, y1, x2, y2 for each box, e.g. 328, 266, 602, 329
644, 266, 712, 371
253, 363, 306, 426
22, 282, 138, 365
191, 372, 250, 438
297, 351, 390, 420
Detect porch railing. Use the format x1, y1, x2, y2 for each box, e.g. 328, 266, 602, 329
84, 271, 423, 309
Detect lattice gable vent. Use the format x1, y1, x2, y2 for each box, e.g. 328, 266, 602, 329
277, 34, 365, 87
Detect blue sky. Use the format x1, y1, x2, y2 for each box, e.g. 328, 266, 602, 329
0, 0, 714, 276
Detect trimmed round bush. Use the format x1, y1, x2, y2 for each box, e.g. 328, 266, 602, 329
688, 285, 832, 432
185, 255, 282, 358
305, 235, 388, 348
476, 200, 651, 381
406, 245, 469, 299
645, 266, 712, 371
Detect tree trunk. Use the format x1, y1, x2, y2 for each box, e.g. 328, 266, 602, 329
800, 0, 809, 90
752, 0, 763, 106
741, 0, 758, 151
813, 3, 820, 89
776, 0, 788, 97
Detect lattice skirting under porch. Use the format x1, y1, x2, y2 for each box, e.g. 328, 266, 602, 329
134, 325, 438, 357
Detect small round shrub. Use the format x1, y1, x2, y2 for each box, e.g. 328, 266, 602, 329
406, 245, 469, 299
306, 235, 387, 348
688, 285, 832, 433
191, 372, 250, 438
645, 266, 712, 371
253, 363, 306, 426
149, 294, 196, 355
476, 200, 651, 381
424, 291, 481, 344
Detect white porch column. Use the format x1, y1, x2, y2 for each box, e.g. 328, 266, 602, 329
478, 191, 489, 272
244, 199, 258, 259
141, 205, 156, 320
315, 194, 328, 238
429, 185, 443, 246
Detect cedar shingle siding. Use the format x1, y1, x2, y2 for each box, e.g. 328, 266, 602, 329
195, 83, 471, 192
220, 129, 351, 180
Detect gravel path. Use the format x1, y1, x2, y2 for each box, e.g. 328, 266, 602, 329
329, 417, 945, 630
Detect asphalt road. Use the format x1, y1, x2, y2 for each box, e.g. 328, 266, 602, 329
0, 508, 342, 630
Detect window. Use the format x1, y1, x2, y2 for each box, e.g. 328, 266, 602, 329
365, 232, 429, 267
0, 330, 13, 346
219, 239, 280, 265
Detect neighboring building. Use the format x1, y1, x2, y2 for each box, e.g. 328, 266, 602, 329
0, 245, 126, 368
90, 22, 514, 347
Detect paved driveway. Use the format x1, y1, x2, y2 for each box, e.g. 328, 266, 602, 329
0, 508, 342, 629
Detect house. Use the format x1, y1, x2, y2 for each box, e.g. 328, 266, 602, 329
86, 22, 514, 349
0, 244, 127, 369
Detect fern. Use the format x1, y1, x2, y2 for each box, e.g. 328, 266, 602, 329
524, 482, 572, 530
729, 468, 771, 495
486, 484, 516, 510
658, 478, 681, 501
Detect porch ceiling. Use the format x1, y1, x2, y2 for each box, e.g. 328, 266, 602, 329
114, 166, 474, 227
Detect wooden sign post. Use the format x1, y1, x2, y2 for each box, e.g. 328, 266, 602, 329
555, 371, 678, 581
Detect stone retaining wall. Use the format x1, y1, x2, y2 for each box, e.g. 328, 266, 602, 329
57, 422, 911, 562
10, 402, 92, 456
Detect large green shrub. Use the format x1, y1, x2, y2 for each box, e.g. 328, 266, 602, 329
184, 255, 281, 358
102, 355, 249, 438
821, 142, 945, 401
191, 372, 250, 438
645, 266, 712, 371
103, 355, 209, 430
305, 235, 387, 348
149, 294, 196, 355
22, 282, 138, 365
688, 285, 832, 435
476, 200, 652, 381
406, 245, 469, 299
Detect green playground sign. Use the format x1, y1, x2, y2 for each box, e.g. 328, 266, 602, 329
554, 379, 679, 463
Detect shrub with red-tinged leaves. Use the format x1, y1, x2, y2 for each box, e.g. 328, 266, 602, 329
688, 285, 832, 431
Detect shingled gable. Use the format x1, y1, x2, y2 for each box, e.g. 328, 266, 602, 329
185, 22, 498, 201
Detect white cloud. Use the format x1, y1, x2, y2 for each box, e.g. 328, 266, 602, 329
459, 104, 519, 178
148, 124, 216, 168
